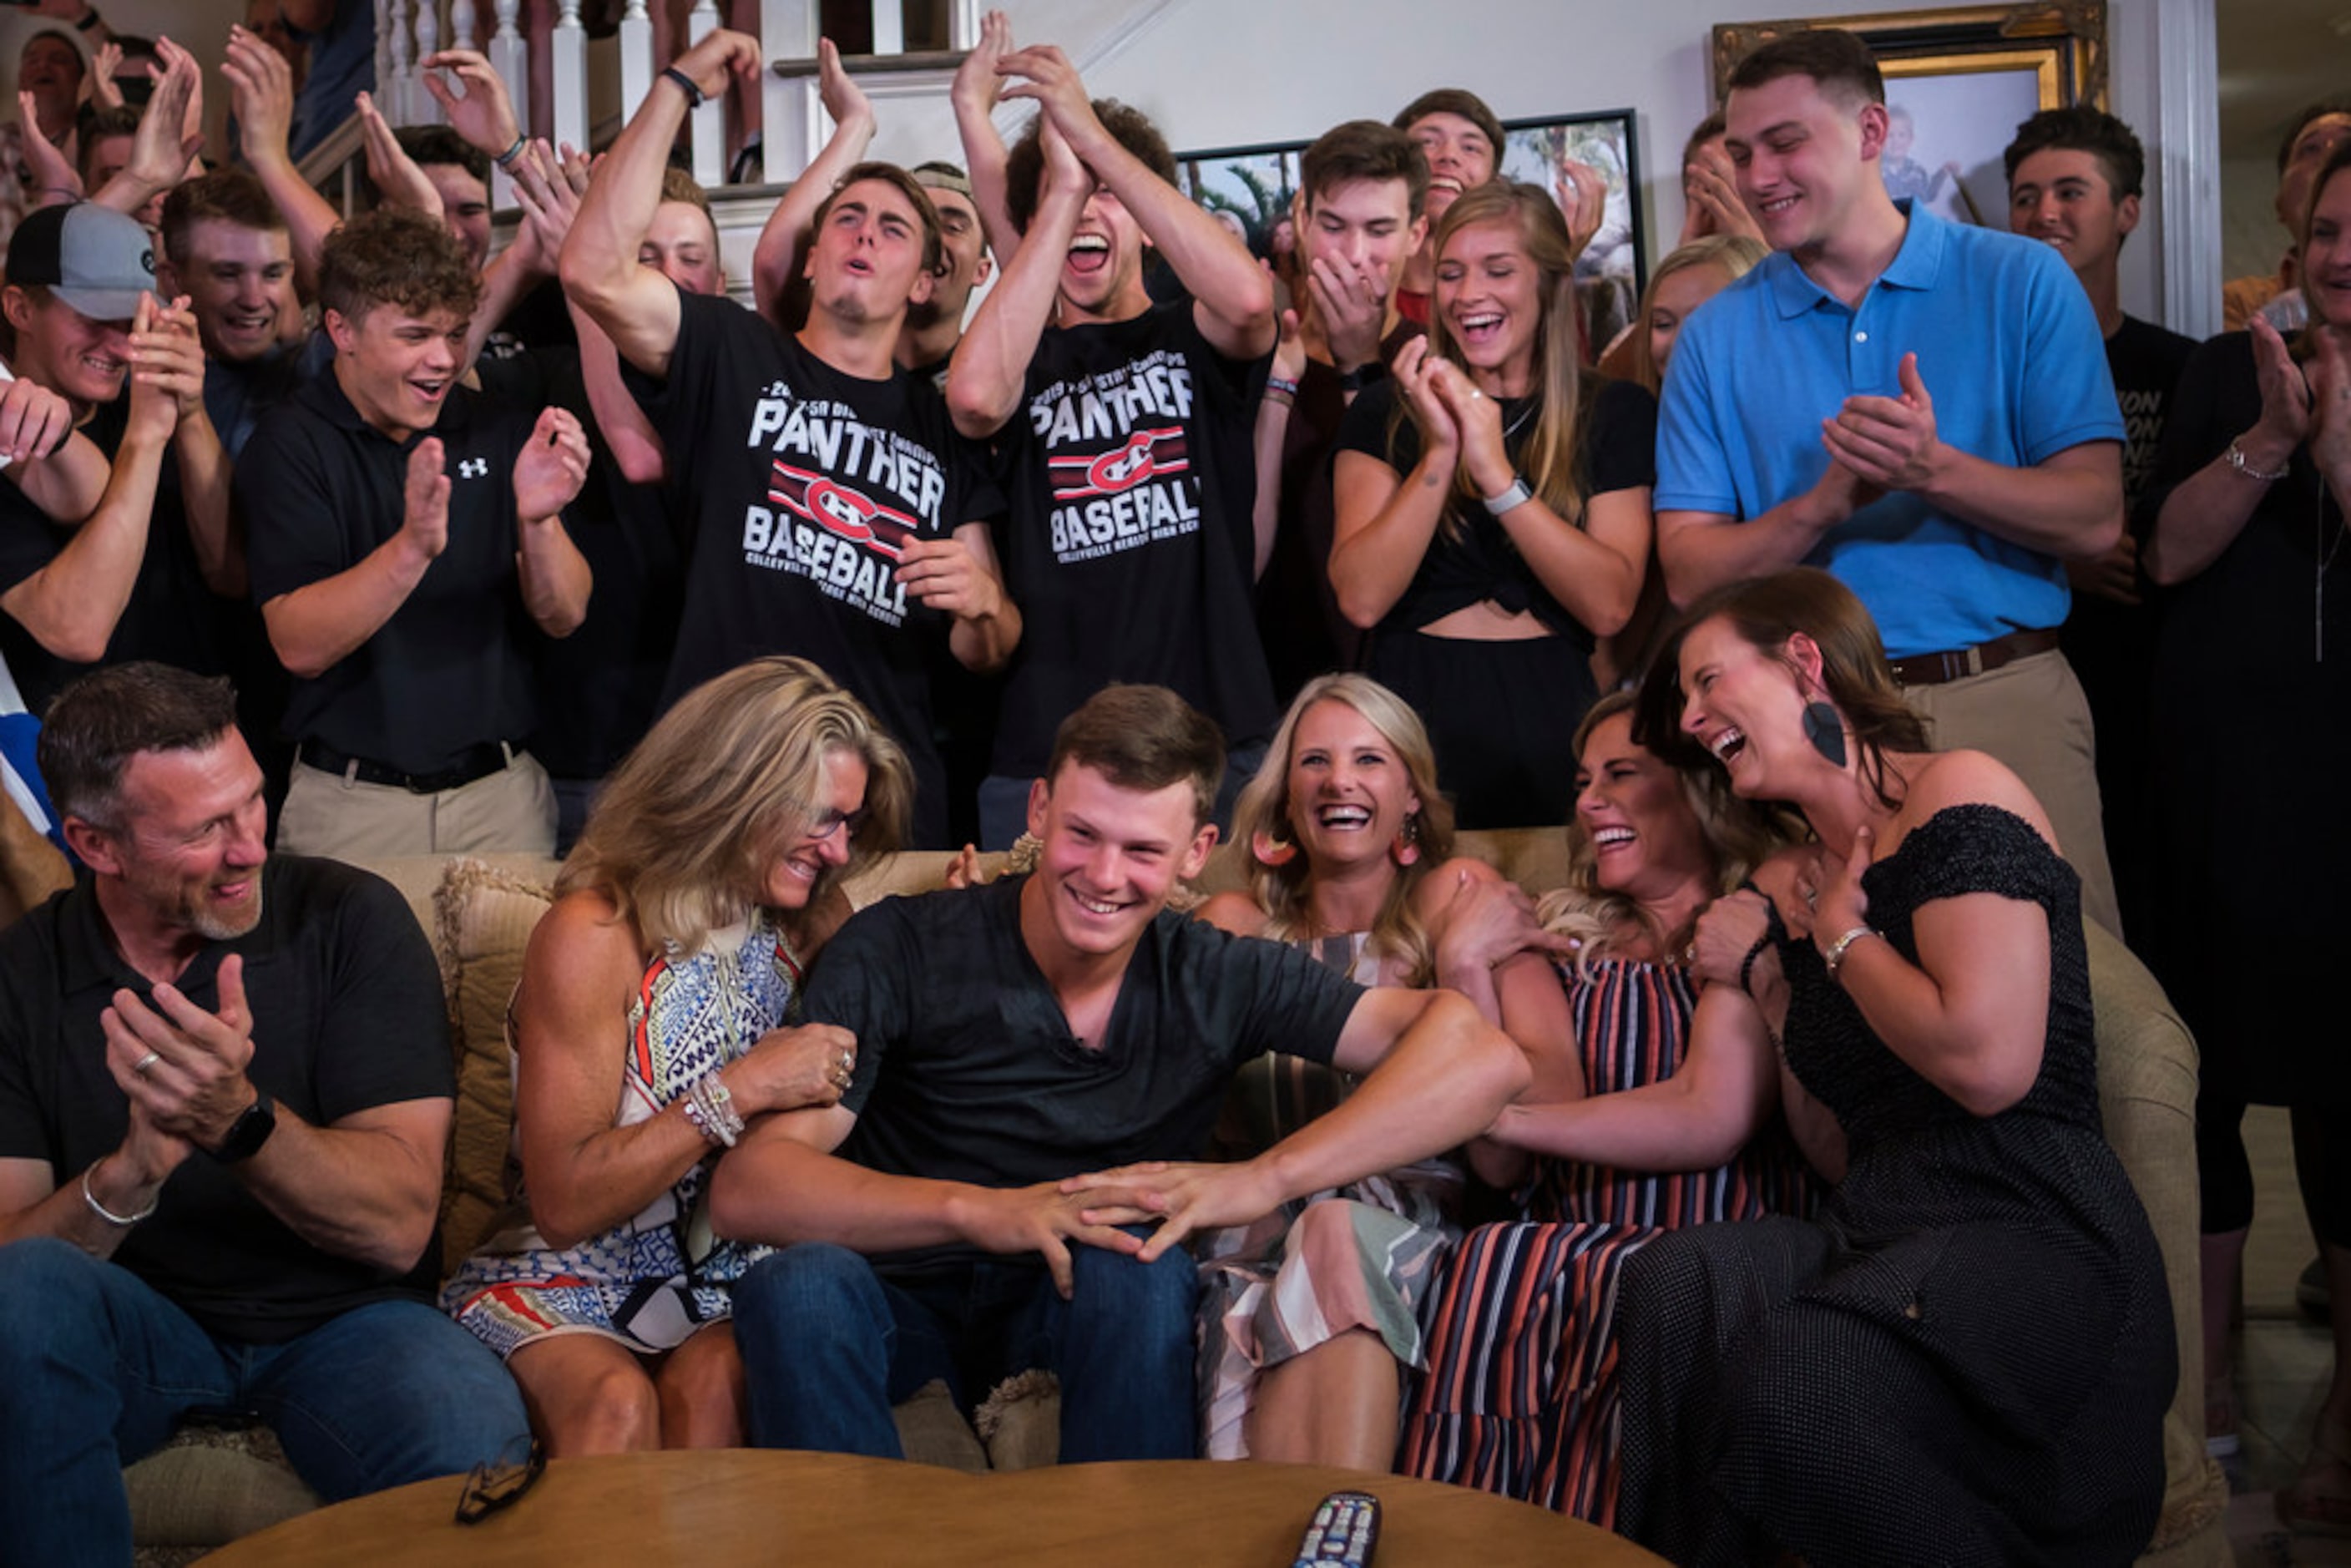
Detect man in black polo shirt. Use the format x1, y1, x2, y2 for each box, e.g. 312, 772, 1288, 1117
561, 29, 1016, 848
239, 206, 591, 858
712, 684, 1528, 1464
0, 663, 528, 1565
945, 39, 1277, 847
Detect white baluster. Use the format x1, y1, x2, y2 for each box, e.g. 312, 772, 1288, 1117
449, 0, 478, 52
686, 0, 722, 186
387, 0, 417, 125
619, 0, 654, 124
551, 0, 589, 156
490, 0, 529, 135
871, 0, 902, 57
760, 0, 816, 185
373, 0, 394, 116
946, 0, 978, 51
411, 0, 442, 123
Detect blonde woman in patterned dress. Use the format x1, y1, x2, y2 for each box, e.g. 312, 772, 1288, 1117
1191, 672, 1570, 1468
442, 658, 913, 1454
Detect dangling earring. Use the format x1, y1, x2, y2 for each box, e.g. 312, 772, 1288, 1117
1251, 823, 1299, 868
1392, 812, 1422, 868
1801, 699, 1848, 768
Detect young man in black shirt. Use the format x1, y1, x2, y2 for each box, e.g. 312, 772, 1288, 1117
946, 37, 1277, 848
0, 663, 528, 1563
1253, 120, 1431, 702
239, 207, 591, 858
2005, 107, 2196, 941
561, 28, 1018, 849
0, 201, 231, 713
711, 684, 1527, 1464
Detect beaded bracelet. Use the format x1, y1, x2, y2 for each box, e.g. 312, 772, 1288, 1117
682, 1073, 743, 1147
82, 1164, 156, 1227
1737, 932, 1771, 995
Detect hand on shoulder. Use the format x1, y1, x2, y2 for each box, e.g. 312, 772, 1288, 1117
1196, 888, 1270, 938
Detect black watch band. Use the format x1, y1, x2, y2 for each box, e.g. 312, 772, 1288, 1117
207, 1090, 277, 1164
1337, 362, 1386, 393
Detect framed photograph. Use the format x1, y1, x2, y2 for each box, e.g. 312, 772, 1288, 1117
1710, 3, 2107, 227
1176, 143, 1302, 260
1177, 109, 1647, 348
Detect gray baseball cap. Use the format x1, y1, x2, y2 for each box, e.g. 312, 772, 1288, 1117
4, 202, 155, 322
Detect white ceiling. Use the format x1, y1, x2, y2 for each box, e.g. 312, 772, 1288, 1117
2219, 0, 2351, 160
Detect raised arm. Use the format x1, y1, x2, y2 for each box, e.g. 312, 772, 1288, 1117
222, 25, 341, 297
948, 9, 1020, 269
261, 438, 448, 678
1249, 308, 1306, 579
945, 113, 1089, 438
1327, 338, 1458, 628
751, 39, 873, 327
1, 301, 179, 663
999, 44, 1272, 359
512, 407, 594, 638
139, 298, 241, 595
1810, 756, 2058, 1118
2147, 319, 2312, 586
1429, 357, 1645, 635
99, 955, 449, 1272
562, 30, 762, 378
1819, 352, 2122, 561
0, 375, 107, 524
88, 37, 203, 220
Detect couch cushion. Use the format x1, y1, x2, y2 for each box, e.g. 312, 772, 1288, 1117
430, 858, 557, 1274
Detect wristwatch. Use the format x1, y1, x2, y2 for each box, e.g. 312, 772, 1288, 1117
207, 1090, 278, 1164
1337, 362, 1385, 393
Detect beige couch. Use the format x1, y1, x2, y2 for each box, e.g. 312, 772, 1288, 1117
120, 835, 2225, 1565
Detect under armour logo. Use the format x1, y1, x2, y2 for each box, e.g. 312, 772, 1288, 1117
458, 458, 488, 479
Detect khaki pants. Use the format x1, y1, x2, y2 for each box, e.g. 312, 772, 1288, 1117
1899, 648, 2121, 936
276, 748, 557, 860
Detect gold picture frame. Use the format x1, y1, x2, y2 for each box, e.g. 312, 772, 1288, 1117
1710, 3, 2107, 112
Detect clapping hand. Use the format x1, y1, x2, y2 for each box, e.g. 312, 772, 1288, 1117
513, 407, 592, 524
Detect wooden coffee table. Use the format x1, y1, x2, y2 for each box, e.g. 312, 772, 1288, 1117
200, 1450, 1668, 1565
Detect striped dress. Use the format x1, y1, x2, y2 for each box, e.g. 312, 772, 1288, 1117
1398, 958, 1812, 1521
442, 912, 804, 1358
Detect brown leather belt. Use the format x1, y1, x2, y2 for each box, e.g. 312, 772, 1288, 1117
1885, 627, 2061, 687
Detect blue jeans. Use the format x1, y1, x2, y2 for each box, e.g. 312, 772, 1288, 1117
734, 1238, 1199, 1463
977, 744, 1267, 852
0, 1237, 530, 1568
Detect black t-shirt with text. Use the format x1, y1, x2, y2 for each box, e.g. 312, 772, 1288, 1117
2106, 313, 2198, 520
625, 288, 1001, 847
988, 302, 1276, 777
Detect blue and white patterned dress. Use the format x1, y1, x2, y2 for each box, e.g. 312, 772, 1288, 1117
442, 912, 801, 1357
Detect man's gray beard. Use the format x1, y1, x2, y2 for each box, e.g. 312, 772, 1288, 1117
185, 878, 265, 943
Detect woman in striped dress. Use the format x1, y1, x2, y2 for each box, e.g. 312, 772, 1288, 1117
1398, 690, 1807, 1520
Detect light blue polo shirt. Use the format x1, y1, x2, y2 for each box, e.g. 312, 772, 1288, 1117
1656, 200, 2122, 657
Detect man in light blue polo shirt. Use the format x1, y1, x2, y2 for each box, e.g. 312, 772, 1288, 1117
1655, 27, 2126, 932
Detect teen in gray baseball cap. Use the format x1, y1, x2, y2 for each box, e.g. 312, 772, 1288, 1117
4, 201, 156, 321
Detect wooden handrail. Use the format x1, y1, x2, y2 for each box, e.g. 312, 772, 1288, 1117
770, 48, 968, 78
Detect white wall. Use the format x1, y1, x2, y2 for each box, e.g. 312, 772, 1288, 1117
856, 0, 2207, 333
